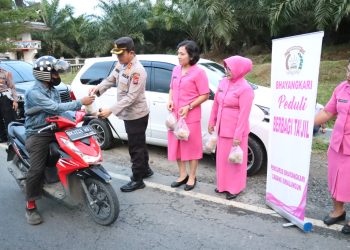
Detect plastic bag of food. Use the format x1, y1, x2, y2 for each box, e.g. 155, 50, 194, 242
174, 117, 190, 140
165, 112, 177, 131
203, 131, 217, 153
85, 96, 98, 115
228, 145, 243, 164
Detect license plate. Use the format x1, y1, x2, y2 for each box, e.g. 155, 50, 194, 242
65, 125, 96, 141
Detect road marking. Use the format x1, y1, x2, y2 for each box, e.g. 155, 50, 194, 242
110, 172, 343, 232
0, 143, 342, 232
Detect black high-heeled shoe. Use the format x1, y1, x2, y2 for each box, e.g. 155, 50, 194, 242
226, 192, 239, 200
323, 211, 346, 226
215, 188, 225, 194
170, 175, 189, 188
184, 178, 197, 191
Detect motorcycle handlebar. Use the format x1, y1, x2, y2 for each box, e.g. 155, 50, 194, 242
38, 124, 57, 133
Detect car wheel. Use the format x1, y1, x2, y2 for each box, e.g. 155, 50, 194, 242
247, 136, 266, 176
89, 119, 113, 150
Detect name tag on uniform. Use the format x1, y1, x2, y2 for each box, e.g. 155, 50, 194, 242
172, 76, 177, 79
218, 88, 223, 92
122, 73, 129, 79
338, 99, 348, 103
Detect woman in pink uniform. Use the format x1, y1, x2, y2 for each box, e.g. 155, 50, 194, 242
167, 40, 209, 191
208, 56, 254, 200
315, 59, 350, 234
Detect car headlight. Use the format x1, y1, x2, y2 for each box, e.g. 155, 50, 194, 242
255, 105, 270, 122
60, 137, 101, 163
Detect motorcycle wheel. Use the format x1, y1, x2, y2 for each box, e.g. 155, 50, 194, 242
83, 178, 119, 226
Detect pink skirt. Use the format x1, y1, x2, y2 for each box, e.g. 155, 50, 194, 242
327, 146, 350, 202
167, 121, 203, 161
216, 135, 248, 194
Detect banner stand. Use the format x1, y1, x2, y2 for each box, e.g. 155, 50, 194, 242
266, 31, 324, 233
267, 201, 313, 232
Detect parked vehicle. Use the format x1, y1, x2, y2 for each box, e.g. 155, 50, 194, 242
71, 55, 271, 176
6, 110, 119, 226
0, 59, 72, 119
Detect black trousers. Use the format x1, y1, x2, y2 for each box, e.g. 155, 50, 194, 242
124, 114, 149, 181
0, 95, 16, 140
25, 132, 56, 201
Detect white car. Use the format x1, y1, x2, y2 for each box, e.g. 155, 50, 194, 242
71, 55, 271, 175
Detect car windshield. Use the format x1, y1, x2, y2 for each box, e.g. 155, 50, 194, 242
0, 61, 35, 83
198, 62, 225, 89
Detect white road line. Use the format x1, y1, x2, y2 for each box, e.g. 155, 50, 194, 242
110, 172, 343, 232
0, 143, 342, 232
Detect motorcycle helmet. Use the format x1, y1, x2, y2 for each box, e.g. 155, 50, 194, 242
33, 56, 70, 84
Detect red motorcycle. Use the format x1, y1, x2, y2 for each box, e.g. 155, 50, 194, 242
6, 110, 119, 226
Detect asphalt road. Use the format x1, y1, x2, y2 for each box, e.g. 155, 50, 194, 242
0, 143, 349, 250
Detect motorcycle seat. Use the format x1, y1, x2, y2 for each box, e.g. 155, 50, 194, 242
13, 126, 27, 145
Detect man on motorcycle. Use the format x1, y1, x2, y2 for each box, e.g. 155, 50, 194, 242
24, 55, 95, 225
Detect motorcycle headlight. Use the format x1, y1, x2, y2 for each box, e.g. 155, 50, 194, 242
60, 137, 101, 164
255, 105, 270, 122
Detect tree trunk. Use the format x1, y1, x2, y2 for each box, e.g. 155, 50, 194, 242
15, 0, 25, 7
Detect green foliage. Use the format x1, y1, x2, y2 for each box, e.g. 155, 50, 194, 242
32, 0, 78, 57
312, 137, 329, 153
0, 0, 38, 52
90, 0, 151, 56
269, 0, 350, 35
2, 0, 350, 58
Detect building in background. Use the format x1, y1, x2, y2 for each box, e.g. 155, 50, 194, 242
2, 22, 49, 63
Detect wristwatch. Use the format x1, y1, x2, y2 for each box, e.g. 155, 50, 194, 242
188, 104, 193, 110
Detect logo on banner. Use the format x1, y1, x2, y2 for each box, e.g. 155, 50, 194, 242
285, 46, 305, 74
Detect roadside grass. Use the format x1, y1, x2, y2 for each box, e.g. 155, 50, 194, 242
312, 137, 329, 153
60, 71, 76, 85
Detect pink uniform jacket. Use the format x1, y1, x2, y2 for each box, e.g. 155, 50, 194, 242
170, 64, 209, 123
167, 64, 209, 161
209, 56, 254, 141
325, 81, 350, 155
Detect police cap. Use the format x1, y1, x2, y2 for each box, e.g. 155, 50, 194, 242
110, 37, 135, 55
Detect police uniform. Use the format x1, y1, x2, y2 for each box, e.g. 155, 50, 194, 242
95, 37, 150, 183
0, 68, 18, 142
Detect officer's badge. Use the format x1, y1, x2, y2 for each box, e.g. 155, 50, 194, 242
132, 73, 140, 84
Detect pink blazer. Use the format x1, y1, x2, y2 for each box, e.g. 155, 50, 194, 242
170, 64, 209, 123
209, 56, 254, 141
325, 81, 350, 155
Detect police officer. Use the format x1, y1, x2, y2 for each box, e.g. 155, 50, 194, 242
0, 66, 18, 142
89, 37, 153, 192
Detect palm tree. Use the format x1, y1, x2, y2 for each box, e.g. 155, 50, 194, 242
91, 0, 151, 55
269, 0, 350, 35
151, 0, 238, 53
33, 0, 78, 57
